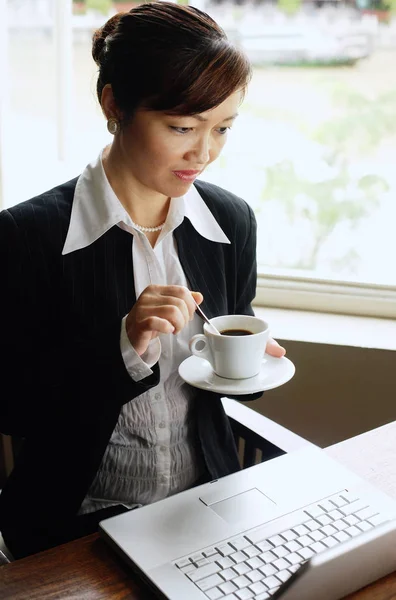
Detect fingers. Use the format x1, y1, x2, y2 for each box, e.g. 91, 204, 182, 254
140, 315, 175, 335
127, 285, 204, 355
163, 286, 197, 321
266, 338, 286, 358
140, 286, 203, 327
147, 301, 188, 334
134, 285, 200, 335
128, 319, 171, 357
151, 286, 196, 328
191, 291, 204, 306
155, 286, 205, 324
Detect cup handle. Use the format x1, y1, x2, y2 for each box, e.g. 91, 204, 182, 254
189, 334, 214, 366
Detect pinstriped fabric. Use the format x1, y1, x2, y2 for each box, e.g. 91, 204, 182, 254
4, 174, 255, 331
174, 180, 257, 478
0, 174, 260, 558
175, 179, 256, 321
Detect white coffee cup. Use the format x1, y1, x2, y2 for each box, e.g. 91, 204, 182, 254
189, 314, 270, 380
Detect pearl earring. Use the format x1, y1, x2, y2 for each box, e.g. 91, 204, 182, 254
107, 117, 120, 135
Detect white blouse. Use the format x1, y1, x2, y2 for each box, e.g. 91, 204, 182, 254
62, 151, 230, 513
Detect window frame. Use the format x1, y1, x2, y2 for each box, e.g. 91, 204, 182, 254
254, 270, 396, 319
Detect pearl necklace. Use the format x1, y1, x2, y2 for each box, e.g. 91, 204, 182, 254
131, 221, 165, 233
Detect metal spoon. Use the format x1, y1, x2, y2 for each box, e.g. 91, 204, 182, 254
193, 299, 222, 335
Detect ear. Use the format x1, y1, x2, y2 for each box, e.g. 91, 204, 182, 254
101, 84, 120, 120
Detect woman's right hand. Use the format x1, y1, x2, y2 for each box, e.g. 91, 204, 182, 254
125, 285, 203, 356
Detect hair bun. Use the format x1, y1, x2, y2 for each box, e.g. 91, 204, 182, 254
92, 12, 123, 65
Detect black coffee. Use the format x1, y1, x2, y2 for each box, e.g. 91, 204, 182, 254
220, 329, 253, 336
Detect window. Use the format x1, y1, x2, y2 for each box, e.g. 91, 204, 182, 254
1, 0, 395, 316
1, 0, 110, 205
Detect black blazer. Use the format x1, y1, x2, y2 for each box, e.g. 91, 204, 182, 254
0, 177, 260, 557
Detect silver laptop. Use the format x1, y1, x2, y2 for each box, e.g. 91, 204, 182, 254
99, 446, 396, 600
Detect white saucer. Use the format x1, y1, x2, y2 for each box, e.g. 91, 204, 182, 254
178, 354, 295, 395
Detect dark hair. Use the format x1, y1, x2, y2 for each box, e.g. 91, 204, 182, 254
92, 1, 251, 122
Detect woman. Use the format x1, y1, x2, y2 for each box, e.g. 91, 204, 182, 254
0, 1, 285, 559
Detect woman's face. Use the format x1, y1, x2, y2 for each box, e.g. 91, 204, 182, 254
116, 90, 242, 199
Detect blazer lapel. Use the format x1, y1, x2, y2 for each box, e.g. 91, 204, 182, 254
174, 219, 229, 319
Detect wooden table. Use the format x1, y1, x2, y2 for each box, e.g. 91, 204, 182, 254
1, 421, 396, 600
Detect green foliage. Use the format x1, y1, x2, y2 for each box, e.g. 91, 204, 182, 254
277, 0, 301, 16
256, 80, 395, 271
377, 0, 395, 11
86, 0, 112, 13
313, 84, 396, 162
385, 0, 396, 13
261, 161, 388, 270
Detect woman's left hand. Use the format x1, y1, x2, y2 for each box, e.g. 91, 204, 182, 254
266, 337, 286, 358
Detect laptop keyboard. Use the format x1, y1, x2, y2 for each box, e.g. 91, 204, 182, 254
174, 491, 388, 600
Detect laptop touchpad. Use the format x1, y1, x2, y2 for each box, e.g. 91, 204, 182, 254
206, 488, 277, 525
